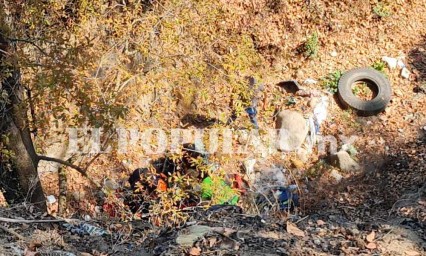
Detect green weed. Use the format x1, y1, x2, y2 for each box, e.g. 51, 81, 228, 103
373, 3, 391, 18
371, 60, 386, 74
304, 32, 319, 58
322, 70, 342, 94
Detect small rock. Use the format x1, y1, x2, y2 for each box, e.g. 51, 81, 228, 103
103, 178, 119, 191
329, 241, 337, 247
314, 239, 322, 246
330, 151, 361, 172
330, 169, 343, 182
350, 228, 360, 236
296, 70, 304, 79
296, 148, 309, 162
401, 67, 410, 79
275, 110, 309, 151
316, 220, 326, 226
330, 50, 338, 57
304, 78, 318, 85
176, 225, 212, 247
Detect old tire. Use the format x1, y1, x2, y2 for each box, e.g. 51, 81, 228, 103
337, 67, 391, 116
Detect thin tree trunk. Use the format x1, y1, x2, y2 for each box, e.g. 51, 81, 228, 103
0, 30, 46, 210
58, 166, 67, 216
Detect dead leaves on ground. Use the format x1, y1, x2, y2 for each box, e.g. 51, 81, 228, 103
286, 221, 305, 237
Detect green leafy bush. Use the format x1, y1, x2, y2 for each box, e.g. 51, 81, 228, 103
322, 70, 343, 94
373, 3, 391, 18
304, 32, 319, 58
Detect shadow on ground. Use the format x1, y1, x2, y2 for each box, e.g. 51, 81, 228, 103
409, 35, 426, 93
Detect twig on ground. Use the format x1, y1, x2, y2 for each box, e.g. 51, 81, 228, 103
0, 225, 25, 240
294, 215, 309, 224
0, 217, 66, 224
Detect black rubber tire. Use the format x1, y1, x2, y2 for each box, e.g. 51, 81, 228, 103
338, 67, 392, 116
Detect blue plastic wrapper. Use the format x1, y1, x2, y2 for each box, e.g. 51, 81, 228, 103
277, 187, 299, 210
245, 107, 259, 129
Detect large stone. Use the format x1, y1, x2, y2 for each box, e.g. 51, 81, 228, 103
176, 225, 212, 247
275, 110, 309, 151
330, 151, 360, 172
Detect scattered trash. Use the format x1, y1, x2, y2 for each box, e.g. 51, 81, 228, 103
303, 78, 318, 85
201, 177, 239, 205
338, 67, 392, 115
330, 150, 361, 172
285, 96, 297, 106
277, 80, 302, 93
245, 107, 259, 129
63, 222, 109, 237
46, 195, 56, 204
276, 186, 299, 210
382, 56, 397, 69
246, 77, 264, 129
227, 77, 263, 129
232, 173, 247, 194
401, 67, 410, 79
397, 58, 406, 69
382, 56, 411, 79
313, 96, 329, 133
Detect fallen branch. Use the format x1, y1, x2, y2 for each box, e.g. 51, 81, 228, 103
0, 225, 25, 240
0, 217, 66, 224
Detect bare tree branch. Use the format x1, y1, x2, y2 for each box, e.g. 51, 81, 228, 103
37, 155, 101, 188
